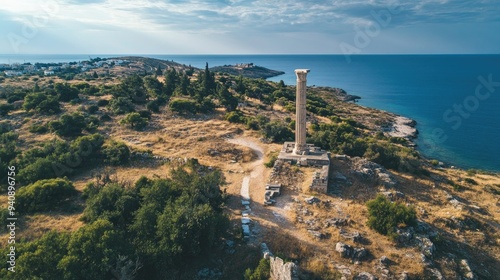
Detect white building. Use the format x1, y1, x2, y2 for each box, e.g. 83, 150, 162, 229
44, 70, 55, 76
4, 70, 23, 77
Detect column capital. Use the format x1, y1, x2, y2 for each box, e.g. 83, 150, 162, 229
295, 69, 310, 81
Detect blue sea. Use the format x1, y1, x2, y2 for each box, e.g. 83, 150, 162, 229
2, 54, 499, 172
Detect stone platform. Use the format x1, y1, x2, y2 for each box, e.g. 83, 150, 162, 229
278, 142, 330, 166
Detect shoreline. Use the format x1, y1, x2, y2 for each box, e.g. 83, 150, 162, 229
377, 111, 499, 174
386, 115, 418, 141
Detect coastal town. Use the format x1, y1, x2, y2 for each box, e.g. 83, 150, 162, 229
1, 57, 128, 78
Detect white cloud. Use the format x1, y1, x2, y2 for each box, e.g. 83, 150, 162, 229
0, 0, 499, 53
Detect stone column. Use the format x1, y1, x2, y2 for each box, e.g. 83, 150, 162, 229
293, 69, 310, 155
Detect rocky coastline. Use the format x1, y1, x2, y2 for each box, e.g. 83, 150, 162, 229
386, 115, 418, 140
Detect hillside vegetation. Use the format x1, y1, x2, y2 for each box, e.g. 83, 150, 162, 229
0, 57, 499, 279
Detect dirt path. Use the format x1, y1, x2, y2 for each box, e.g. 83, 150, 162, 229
227, 137, 264, 200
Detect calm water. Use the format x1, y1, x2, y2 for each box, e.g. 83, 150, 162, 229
2, 54, 499, 171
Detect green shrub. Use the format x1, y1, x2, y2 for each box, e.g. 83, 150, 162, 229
102, 141, 130, 165
17, 178, 77, 213
138, 110, 152, 120
85, 115, 100, 131
366, 194, 416, 236
54, 83, 80, 102
0, 121, 12, 134
464, 178, 478, 185
81, 183, 139, 226
87, 105, 99, 114
18, 158, 59, 185
100, 114, 112, 122
0, 231, 70, 279
225, 110, 246, 124
23, 93, 61, 115
0, 208, 9, 233
29, 123, 49, 134
264, 153, 278, 168
108, 97, 135, 115
262, 121, 294, 143
58, 219, 126, 280
96, 99, 109, 107
146, 99, 160, 113
246, 118, 260, 130
69, 133, 105, 164
49, 113, 86, 137
0, 104, 14, 116
244, 258, 270, 280
169, 98, 198, 114
120, 112, 148, 130
389, 137, 407, 144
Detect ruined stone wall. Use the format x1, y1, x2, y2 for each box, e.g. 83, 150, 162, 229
270, 256, 299, 280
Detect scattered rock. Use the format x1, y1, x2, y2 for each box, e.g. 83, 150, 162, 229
305, 196, 321, 204
336, 242, 353, 258
261, 243, 273, 259
242, 225, 250, 236
380, 191, 405, 201
307, 230, 325, 240
324, 218, 349, 228
427, 268, 444, 280
396, 227, 414, 245
352, 248, 368, 261
225, 240, 234, 248
355, 272, 377, 280
225, 240, 235, 254
351, 158, 397, 187
444, 191, 454, 200
334, 264, 352, 277
460, 259, 475, 279
449, 198, 463, 209
336, 242, 367, 261
416, 235, 435, 258
414, 221, 438, 238
197, 268, 222, 280
399, 271, 409, 280
339, 229, 362, 243
379, 256, 390, 266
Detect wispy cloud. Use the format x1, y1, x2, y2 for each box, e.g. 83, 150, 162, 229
0, 0, 499, 53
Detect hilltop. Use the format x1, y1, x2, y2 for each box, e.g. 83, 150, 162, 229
0, 56, 498, 279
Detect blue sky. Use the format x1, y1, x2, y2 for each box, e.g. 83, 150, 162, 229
1, 0, 499, 54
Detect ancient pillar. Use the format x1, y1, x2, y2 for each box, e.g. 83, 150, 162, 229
293, 69, 310, 155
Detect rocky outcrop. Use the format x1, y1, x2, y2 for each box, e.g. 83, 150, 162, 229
385, 116, 418, 139
335, 242, 368, 262
355, 272, 377, 280
351, 157, 398, 187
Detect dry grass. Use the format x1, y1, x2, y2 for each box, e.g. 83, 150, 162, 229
0, 213, 84, 245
